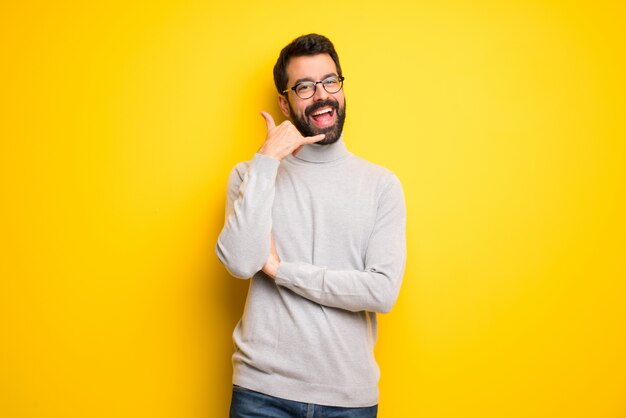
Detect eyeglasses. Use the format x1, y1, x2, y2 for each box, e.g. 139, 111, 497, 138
282, 76, 345, 99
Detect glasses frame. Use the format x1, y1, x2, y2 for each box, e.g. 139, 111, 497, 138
282, 76, 345, 99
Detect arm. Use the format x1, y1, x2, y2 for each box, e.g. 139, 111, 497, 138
215, 112, 326, 279
271, 174, 407, 313
215, 154, 280, 279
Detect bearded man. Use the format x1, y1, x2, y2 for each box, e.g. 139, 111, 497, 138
216, 33, 406, 418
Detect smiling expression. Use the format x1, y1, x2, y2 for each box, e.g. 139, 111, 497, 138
279, 54, 346, 145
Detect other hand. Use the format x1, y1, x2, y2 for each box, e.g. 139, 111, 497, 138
262, 232, 281, 278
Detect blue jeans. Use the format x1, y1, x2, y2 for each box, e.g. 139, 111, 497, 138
230, 385, 378, 418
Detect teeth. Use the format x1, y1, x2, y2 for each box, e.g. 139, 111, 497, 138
312, 108, 332, 116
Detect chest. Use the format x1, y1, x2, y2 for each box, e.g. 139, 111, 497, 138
271, 164, 380, 266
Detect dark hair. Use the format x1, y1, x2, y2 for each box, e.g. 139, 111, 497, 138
273, 33, 343, 94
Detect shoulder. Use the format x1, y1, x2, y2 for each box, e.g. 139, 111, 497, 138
229, 153, 281, 182
224, 161, 249, 191
230, 160, 250, 179
349, 154, 403, 190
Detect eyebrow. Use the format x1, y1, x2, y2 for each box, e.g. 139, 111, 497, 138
293, 73, 337, 85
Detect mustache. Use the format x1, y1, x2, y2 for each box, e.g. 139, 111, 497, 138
305, 99, 339, 117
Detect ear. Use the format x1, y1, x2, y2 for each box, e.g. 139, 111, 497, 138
278, 95, 291, 118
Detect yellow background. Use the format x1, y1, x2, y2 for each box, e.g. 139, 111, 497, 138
1, 0, 625, 417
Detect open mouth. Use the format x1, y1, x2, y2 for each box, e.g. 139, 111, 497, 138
309, 106, 336, 128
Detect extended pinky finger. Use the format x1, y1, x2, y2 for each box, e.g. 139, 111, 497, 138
304, 134, 326, 144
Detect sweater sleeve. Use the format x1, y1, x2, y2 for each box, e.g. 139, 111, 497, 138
215, 153, 280, 279
273, 174, 407, 313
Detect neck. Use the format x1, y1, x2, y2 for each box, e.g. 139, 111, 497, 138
291, 134, 350, 163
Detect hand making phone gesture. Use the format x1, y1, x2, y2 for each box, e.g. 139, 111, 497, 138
257, 111, 325, 160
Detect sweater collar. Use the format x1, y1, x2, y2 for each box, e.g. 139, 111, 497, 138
290, 134, 350, 163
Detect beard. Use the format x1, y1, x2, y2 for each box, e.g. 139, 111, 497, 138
289, 99, 346, 145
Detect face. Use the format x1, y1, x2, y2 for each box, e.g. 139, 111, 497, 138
279, 54, 346, 145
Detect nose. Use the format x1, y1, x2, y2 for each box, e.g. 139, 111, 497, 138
312, 81, 330, 101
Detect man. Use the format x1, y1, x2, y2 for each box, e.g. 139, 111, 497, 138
216, 34, 406, 418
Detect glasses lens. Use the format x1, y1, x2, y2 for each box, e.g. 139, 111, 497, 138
295, 82, 315, 99
322, 77, 342, 94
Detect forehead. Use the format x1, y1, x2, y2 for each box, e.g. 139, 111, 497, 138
285, 53, 338, 84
